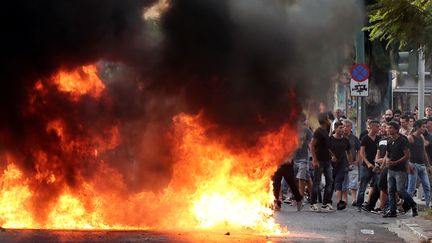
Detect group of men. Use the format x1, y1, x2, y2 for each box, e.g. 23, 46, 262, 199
272, 108, 432, 218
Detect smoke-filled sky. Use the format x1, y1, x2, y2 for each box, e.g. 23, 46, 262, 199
0, 0, 363, 195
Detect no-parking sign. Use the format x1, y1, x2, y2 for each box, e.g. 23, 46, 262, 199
350, 64, 369, 96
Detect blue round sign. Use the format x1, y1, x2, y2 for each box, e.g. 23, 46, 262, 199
350, 64, 370, 82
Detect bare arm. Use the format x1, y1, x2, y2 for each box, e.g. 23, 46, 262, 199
310, 138, 318, 168
354, 150, 361, 165
422, 134, 430, 147
360, 146, 374, 169
423, 145, 430, 167
347, 150, 353, 164
374, 148, 381, 163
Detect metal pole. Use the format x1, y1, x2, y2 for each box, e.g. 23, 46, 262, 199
418, 47, 425, 119
356, 31, 365, 135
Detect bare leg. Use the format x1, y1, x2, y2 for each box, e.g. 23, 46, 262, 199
298, 179, 306, 197
343, 191, 348, 203
367, 187, 375, 204
336, 190, 342, 202
379, 190, 388, 209
351, 189, 357, 204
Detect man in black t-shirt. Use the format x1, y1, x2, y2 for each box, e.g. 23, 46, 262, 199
357, 120, 381, 210
329, 121, 352, 210
310, 112, 333, 211
383, 121, 418, 218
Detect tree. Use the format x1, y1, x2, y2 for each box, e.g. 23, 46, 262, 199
365, 0, 432, 118
365, 0, 432, 52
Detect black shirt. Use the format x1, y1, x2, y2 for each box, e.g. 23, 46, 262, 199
387, 135, 409, 171
359, 130, 368, 142
329, 136, 351, 169
409, 134, 425, 164
313, 127, 331, 161
360, 134, 381, 166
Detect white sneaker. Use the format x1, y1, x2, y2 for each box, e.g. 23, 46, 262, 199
322, 203, 333, 211
310, 204, 320, 211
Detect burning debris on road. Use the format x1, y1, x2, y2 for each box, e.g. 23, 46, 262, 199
0, 0, 362, 235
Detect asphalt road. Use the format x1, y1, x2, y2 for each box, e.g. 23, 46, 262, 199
0, 201, 420, 242
272, 201, 418, 242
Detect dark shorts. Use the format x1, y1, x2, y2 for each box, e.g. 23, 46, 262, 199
334, 167, 349, 191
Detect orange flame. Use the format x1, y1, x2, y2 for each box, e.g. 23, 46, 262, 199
53, 65, 105, 100
0, 65, 299, 236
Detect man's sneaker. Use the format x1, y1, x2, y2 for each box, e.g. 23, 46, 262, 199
371, 208, 384, 214
337, 201, 342, 210
283, 198, 293, 205
351, 201, 357, 207
361, 205, 372, 212
337, 200, 347, 210
383, 211, 397, 218
412, 206, 418, 217
296, 201, 304, 211
310, 204, 320, 211
322, 203, 333, 211
397, 199, 404, 206
397, 209, 407, 216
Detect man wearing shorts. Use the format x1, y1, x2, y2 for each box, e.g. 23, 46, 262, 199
342, 119, 360, 206
374, 122, 389, 214
293, 113, 313, 205
329, 121, 352, 210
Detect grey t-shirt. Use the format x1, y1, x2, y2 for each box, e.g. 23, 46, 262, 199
294, 127, 313, 160
346, 133, 360, 160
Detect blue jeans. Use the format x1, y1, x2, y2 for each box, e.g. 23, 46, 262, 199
311, 161, 333, 205
357, 165, 378, 206
388, 170, 417, 214
407, 163, 431, 207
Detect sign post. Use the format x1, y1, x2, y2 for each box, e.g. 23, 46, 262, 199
350, 64, 370, 97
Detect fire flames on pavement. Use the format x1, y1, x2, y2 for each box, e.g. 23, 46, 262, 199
0, 65, 299, 236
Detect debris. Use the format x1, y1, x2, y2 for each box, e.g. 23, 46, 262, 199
224, 232, 230, 236
360, 229, 374, 235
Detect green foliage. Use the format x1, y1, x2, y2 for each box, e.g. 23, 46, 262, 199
365, 0, 432, 53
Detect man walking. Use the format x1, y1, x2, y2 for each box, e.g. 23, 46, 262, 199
310, 113, 333, 211
329, 121, 353, 210
383, 121, 418, 218
342, 119, 361, 206
357, 120, 381, 211
293, 113, 313, 206
407, 120, 431, 209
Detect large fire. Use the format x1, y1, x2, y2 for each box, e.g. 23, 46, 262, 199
0, 65, 299, 235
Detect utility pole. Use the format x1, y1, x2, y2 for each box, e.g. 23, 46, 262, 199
418, 46, 425, 119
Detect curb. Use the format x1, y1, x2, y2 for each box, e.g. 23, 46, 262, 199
397, 219, 432, 243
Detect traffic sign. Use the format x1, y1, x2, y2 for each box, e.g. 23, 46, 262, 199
350, 79, 368, 96
350, 64, 369, 82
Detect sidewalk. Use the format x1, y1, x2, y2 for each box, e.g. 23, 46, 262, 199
397, 197, 432, 243
398, 217, 432, 243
